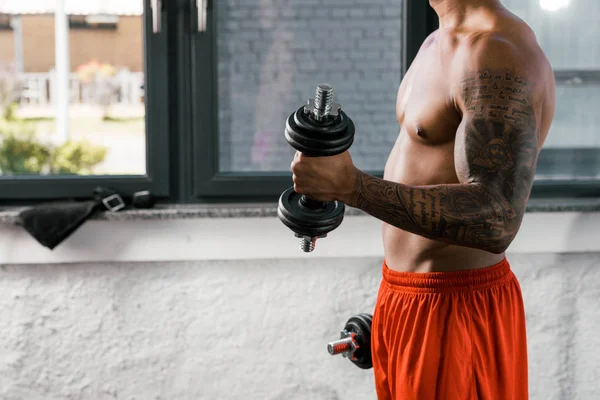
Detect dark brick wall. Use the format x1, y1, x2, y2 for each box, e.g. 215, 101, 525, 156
217, 0, 403, 172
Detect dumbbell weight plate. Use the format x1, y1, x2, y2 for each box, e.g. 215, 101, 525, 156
285, 106, 356, 157
278, 187, 345, 238
345, 313, 373, 370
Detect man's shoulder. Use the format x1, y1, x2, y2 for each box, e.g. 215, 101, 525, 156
464, 32, 535, 66
455, 27, 551, 88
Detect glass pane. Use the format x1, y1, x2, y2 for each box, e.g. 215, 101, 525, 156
217, 1, 403, 172
0, 4, 145, 176
503, 0, 600, 69
503, 0, 600, 180
544, 86, 600, 149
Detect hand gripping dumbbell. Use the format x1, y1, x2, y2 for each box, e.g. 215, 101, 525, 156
326, 313, 373, 370
277, 84, 356, 252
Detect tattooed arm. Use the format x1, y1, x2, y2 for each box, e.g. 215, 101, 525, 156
344, 42, 541, 254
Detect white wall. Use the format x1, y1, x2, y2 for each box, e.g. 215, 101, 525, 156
0, 214, 599, 399
0, 255, 599, 399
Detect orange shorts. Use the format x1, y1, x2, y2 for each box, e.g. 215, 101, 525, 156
372, 258, 528, 399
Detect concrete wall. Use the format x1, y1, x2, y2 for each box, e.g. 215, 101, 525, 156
0, 15, 143, 72
0, 253, 598, 399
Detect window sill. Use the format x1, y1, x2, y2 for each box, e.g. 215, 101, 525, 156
1, 198, 599, 225
0, 198, 599, 265
0, 203, 367, 225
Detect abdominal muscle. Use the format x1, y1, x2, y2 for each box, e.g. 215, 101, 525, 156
380, 131, 506, 273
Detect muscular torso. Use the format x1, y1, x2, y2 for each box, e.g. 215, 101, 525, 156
383, 9, 555, 272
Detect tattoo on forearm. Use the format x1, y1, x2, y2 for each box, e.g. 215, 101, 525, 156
419, 201, 428, 225
350, 69, 539, 253
408, 188, 416, 219
418, 189, 428, 225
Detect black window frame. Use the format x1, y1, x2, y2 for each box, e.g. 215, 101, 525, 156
500, 0, 600, 197
532, 69, 600, 197
0, 0, 170, 203
189, 0, 437, 203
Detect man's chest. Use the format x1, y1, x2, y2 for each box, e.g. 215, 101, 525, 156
396, 43, 461, 145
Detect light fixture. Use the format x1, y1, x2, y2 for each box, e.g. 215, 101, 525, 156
539, 0, 571, 12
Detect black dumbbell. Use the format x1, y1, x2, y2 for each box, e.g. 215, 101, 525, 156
277, 84, 356, 252
326, 313, 373, 370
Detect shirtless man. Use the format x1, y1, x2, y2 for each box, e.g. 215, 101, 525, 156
291, 0, 555, 398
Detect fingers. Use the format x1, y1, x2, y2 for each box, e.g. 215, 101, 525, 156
291, 152, 311, 195
293, 180, 308, 195
291, 151, 300, 192
291, 151, 299, 171
291, 151, 304, 173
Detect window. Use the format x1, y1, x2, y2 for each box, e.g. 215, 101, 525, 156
5, 1, 591, 204
0, 13, 11, 30
69, 15, 120, 30
503, 0, 600, 195
192, 0, 433, 200
0, 2, 169, 200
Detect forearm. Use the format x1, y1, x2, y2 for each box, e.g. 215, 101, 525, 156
346, 170, 521, 254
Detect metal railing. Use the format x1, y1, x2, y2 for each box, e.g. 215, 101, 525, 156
17, 70, 145, 106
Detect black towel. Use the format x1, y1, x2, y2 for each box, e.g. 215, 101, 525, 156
18, 187, 155, 250
17, 186, 131, 250
18, 200, 100, 250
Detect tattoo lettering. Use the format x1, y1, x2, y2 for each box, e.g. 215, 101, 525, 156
408, 188, 416, 217
508, 96, 527, 105
471, 94, 493, 102
506, 115, 522, 123
514, 77, 528, 86
512, 108, 531, 117
503, 86, 523, 94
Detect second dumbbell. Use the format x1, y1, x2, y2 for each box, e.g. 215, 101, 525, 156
327, 313, 373, 370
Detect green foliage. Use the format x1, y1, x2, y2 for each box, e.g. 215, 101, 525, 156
0, 63, 108, 175
50, 140, 108, 174
2, 102, 17, 121
0, 119, 107, 175
0, 120, 50, 174
0, 65, 20, 121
